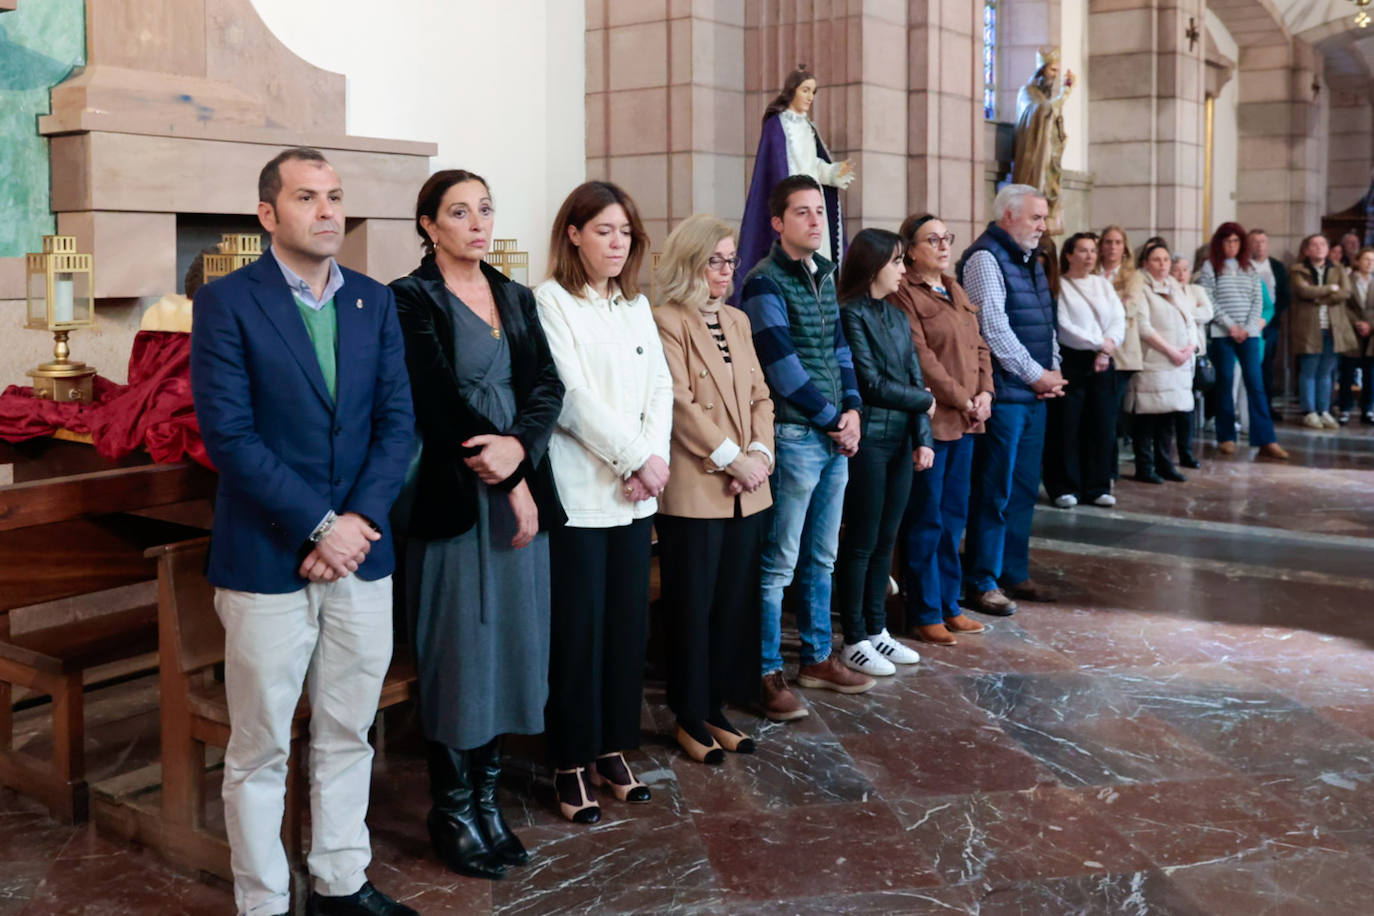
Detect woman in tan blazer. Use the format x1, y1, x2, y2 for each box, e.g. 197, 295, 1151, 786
653, 214, 775, 764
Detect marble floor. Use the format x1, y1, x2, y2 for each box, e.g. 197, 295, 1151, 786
3, 421, 1374, 915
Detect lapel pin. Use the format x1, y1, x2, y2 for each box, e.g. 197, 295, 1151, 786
356, 298, 364, 309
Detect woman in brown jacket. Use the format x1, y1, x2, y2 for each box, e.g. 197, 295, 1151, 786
889, 214, 995, 646
653, 214, 775, 763
1291, 234, 1359, 428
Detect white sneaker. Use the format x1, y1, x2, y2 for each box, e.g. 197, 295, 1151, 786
1092, 493, 1117, 507
1320, 411, 1339, 429
869, 628, 921, 666
1053, 494, 1078, 509
1302, 412, 1324, 429
841, 640, 897, 676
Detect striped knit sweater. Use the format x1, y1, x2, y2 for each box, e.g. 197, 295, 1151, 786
1197, 258, 1262, 338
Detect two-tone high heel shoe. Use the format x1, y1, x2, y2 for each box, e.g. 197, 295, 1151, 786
554, 767, 601, 824
591, 752, 651, 802
704, 717, 755, 755
675, 723, 725, 764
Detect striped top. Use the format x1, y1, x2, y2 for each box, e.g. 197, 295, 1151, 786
1197, 258, 1262, 338
701, 308, 733, 367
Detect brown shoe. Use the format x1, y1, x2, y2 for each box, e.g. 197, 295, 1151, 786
796, 656, 875, 694
944, 614, 987, 635
759, 671, 809, 721
1256, 443, 1289, 461
1217, 440, 1237, 455
914, 623, 957, 645
1005, 578, 1056, 603
963, 588, 1018, 617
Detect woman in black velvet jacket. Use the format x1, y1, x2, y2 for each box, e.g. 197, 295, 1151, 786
389, 169, 564, 882
833, 228, 934, 679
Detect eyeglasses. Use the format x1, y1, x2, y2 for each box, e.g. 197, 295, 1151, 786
708, 256, 742, 271
922, 233, 956, 249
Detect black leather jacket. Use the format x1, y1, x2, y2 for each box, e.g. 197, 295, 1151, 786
390, 257, 566, 538
841, 295, 935, 449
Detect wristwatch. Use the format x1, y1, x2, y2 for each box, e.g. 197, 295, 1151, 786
308, 510, 338, 544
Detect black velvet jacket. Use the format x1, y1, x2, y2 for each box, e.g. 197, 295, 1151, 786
841, 295, 935, 449
390, 256, 565, 538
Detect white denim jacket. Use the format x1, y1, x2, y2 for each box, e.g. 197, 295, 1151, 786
534, 279, 673, 528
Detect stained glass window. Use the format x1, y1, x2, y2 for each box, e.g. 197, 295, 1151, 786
982, 1, 998, 120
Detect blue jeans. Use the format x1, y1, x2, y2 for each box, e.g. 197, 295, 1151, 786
965, 401, 1045, 594
903, 435, 974, 626
1208, 336, 1277, 447
1298, 330, 1338, 414
760, 423, 849, 675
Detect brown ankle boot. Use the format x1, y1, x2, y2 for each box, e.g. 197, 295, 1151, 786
944, 614, 987, 635
759, 671, 809, 721
914, 623, 957, 645
796, 657, 875, 694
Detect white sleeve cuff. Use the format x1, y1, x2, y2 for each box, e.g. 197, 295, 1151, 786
708, 438, 741, 472
747, 441, 774, 469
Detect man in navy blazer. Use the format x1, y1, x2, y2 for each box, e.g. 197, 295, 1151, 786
190, 148, 416, 916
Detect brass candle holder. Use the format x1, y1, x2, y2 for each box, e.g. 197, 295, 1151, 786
25, 235, 97, 402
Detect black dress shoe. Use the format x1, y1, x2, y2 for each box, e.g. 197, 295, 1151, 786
307, 882, 417, 916
1157, 464, 1186, 482
471, 738, 531, 866
1178, 454, 1201, 469
1133, 469, 1164, 484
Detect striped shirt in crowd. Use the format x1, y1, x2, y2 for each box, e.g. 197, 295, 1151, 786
1197, 257, 1262, 338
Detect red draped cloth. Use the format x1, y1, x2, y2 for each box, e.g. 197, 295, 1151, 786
0, 331, 213, 469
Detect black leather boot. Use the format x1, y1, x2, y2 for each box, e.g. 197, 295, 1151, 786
1132, 416, 1164, 484
426, 741, 508, 880
471, 738, 531, 866
1174, 411, 1200, 468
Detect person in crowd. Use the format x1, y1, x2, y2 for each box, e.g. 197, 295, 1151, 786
535, 181, 673, 822
833, 228, 933, 676
390, 170, 564, 879
890, 214, 993, 646
189, 148, 416, 916
1197, 222, 1288, 460
1169, 256, 1215, 467
1045, 232, 1125, 508
741, 174, 875, 720
1127, 239, 1198, 483
1246, 229, 1289, 408
1290, 233, 1358, 430
1342, 230, 1363, 270
652, 215, 774, 763
1329, 238, 1351, 274
1097, 225, 1143, 479
1341, 246, 1374, 425
957, 184, 1064, 617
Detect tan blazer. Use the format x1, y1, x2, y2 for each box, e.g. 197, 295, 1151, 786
653, 302, 774, 519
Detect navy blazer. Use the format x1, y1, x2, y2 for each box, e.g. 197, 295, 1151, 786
190, 250, 416, 593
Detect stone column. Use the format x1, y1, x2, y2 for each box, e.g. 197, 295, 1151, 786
1325, 83, 1372, 216
1087, 0, 1207, 255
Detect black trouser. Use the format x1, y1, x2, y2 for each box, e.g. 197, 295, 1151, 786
1165, 408, 1196, 464
835, 432, 913, 646
545, 517, 653, 769
1338, 355, 1374, 413
656, 507, 769, 726
1043, 348, 1118, 501
1132, 412, 1180, 475
1112, 370, 1136, 479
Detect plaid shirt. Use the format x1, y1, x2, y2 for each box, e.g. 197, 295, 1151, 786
961, 250, 1060, 386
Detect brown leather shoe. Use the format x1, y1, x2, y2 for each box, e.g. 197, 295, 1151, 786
963, 588, 1018, 616
759, 671, 809, 721
944, 614, 987, 635
1217, 440, 1237, 455
1256, 442, 1289, 461
796, 656, 875, 694
1005, 579, 1057, 603
913, 623, 957, 645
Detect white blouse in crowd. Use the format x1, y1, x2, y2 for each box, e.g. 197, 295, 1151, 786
779, 109, 855, 262
1056, 273, 1126, 352
534, 279, 674, 529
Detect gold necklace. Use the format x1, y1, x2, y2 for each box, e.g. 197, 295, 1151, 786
443, 277, 500, 339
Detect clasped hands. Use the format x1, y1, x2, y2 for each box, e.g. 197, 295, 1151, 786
299, 512, 379, 582
962, 391, 993, 424
623, 454, 670, 503
725, 451, 770, 496
826, 409, 861, 457
1032, 369, 1067, 399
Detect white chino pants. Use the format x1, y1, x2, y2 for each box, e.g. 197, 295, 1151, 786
214, 575, 393, 916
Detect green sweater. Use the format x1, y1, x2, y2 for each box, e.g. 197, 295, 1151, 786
294, 294, 337, 400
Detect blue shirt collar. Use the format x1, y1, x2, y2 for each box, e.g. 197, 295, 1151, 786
270, 246, 344, 310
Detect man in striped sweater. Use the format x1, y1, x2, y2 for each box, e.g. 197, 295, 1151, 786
741, 174, 876, 721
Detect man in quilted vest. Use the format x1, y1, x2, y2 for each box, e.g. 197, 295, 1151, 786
741, 175, 875, 722
956, 184, 1065, 617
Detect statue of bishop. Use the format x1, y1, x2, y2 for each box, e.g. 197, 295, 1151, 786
1012, 47, 1075, 234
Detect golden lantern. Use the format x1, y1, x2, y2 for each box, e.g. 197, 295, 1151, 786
203, 232, 263, 283
25, 234, 97, 402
